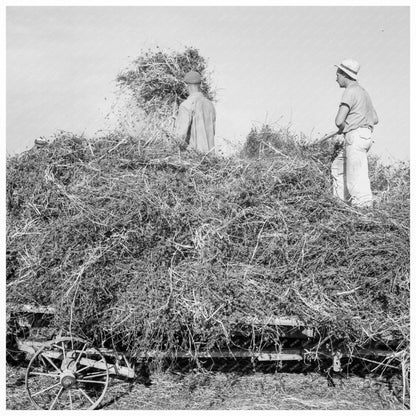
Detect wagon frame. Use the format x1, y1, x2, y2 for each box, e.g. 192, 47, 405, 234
7, 302, 407, 410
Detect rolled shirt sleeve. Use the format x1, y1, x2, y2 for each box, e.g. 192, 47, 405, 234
340, 87, 356, 109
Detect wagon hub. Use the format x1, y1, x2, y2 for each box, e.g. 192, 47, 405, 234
60, 371, 76, 388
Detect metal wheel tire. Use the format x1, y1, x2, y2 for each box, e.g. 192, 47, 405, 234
25, 337, 110, 410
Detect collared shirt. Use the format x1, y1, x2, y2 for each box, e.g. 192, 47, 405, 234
340, 82, 377, 133
174, 91, 216, 153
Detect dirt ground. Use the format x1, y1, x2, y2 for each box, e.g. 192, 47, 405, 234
6, 361, 407, 411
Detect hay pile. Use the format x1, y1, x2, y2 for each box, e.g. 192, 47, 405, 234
111, 46, 215, 143
6, 129, 410, 361
6, 46, 409, 364
116, 46, 215, 113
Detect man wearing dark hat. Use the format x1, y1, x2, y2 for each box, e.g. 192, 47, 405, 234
331, 59, 379, 208
174, 71, 216, 153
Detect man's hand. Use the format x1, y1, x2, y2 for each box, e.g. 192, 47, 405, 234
311, 130, 339, 146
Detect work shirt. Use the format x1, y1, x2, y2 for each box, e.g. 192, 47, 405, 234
340, 82, 377, 133
174, 91, 216, 153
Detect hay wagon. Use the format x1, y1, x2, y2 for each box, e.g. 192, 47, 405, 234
7, 302, 403, 410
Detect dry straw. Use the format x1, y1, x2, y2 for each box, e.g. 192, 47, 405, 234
6, 130, 409, 366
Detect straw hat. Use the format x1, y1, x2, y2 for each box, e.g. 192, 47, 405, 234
335, 59, 360, 80
184, 71, 202, 84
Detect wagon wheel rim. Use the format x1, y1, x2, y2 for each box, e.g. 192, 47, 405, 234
25, 337, 110, 410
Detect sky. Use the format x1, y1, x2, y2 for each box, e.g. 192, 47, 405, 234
5, 5, 411, 163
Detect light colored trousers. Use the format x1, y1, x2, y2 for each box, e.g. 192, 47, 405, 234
331, 127, 374, 207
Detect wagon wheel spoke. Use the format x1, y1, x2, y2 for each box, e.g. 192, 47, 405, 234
62, 341, 67, 358
31, 382, 61, 397
73, 343, 88, 367
75, 365, 90, 374
68, 389, 73, 410
39, 354, 49, 368
40, 353, 61, 374
30, 371, 60, 378
49, 386, 64, 410
78, 388, 95, 405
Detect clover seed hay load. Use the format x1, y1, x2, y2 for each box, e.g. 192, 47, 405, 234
7, 130, 409, 360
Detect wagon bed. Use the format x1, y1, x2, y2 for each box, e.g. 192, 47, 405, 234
6, 302, 406, 410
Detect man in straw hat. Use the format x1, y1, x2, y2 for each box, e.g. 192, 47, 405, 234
174, 70, 216, 153
331, 58, 378, 208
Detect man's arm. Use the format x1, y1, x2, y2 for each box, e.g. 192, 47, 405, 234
335, 103, 350, 132
174, 103, 192, 148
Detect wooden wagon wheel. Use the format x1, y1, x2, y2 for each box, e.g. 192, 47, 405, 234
25, 337, 110, 410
